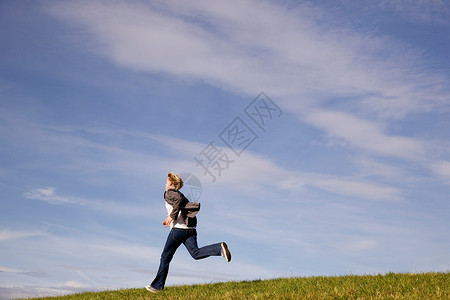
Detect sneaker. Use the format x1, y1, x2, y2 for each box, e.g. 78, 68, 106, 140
145, 285, 160, 293
221, 242, 231, 262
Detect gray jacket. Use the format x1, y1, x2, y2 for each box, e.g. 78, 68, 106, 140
164, 189, 200, 227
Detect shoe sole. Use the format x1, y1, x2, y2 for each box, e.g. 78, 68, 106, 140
145, 285, 160, 293
221, 242, 231, 262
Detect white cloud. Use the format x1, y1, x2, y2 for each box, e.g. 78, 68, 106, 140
63, 281, 87, 288
24, 187, 77, 205
0, 229, 43, 242
198, 144, 403, 201
429, 160, 450, 183
341, 239, 377, 253
309, 176, 403, 201
0, 266, 24, 273
0, 265, 45, 278
13, 116, 403, 202
124, 131, 405, 201
44, 0, 449, 167
4, 115, 402, 204
303, 108, 425, 159
23, 186, 161, 217
354, 157, 408, 179
0, 285, 88, 300
4, 109, 408, 207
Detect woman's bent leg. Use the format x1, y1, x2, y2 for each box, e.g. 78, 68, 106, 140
183, 229, 221, 260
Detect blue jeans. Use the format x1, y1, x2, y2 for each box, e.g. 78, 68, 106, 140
151, 228, 222, 290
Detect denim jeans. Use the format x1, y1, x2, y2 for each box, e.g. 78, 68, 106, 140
151, 228, 222, 290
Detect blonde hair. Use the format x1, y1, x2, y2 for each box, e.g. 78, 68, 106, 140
168, 172, 183, 190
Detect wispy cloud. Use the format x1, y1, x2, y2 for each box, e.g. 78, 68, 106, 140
24, 187, 78, 205
429, 160, 450, 184
44, 0, 449, 174
194, 144, 403, 201
303, 108, 425, 159
23, 186, 160, 217
0, 266, 23, 273
0, 229, 43, 242
0, 265, 46, 278
45, 0, 449, 106
94, 127, 409, 201
354, 157, 408, 180
0, 286, 85, 300
305, 175, 403, 201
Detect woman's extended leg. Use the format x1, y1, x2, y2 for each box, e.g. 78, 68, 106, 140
183, 229, 223, 260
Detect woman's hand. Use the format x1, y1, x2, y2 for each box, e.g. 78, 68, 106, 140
163, 216, 173, 227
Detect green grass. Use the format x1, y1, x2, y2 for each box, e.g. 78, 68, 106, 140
24, 272, 449, 300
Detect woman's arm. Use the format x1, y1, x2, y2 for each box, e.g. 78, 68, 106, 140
162, 215, 173, 227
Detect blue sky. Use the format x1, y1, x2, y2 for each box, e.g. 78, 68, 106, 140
1, 0, 449, 298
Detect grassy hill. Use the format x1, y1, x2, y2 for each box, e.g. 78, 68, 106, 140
24, 272, 448, 299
